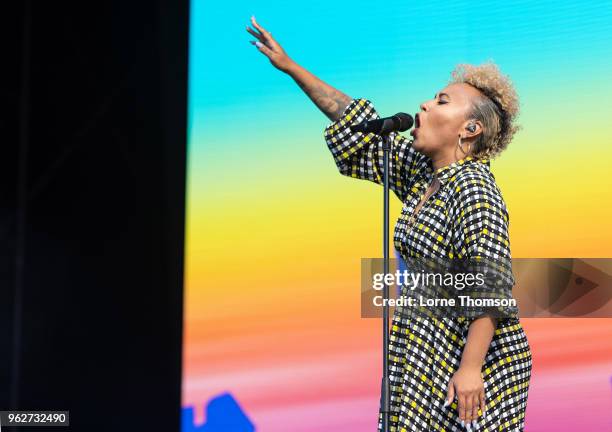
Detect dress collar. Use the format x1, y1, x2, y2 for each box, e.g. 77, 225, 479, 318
424, 155, 491, 185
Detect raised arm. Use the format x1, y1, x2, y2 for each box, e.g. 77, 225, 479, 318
246, 16, 351, 121
247, 16, 427, 200
287, 63, 352, 122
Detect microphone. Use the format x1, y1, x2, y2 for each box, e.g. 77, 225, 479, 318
349, 113, 414, 135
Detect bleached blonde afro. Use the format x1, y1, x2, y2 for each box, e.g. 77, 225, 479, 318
450, 60, 520, 159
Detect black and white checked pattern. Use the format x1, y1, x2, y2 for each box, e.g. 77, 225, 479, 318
324, 99, 532, 431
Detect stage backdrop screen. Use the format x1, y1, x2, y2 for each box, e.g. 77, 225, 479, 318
182, 1, 612, 431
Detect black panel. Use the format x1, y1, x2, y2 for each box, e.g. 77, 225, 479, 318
2, 1, 189, 430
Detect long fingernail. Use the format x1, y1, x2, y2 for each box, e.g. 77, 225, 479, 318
255, 41, 262, 48
460, 420, 465, 427
466, 423, 472, 432
443, 400, 449, 407
472, 420, 478, 429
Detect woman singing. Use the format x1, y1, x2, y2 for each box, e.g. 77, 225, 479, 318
247, 16, 532, 432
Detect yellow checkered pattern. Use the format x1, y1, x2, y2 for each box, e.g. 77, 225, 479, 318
324, 99, 532, 431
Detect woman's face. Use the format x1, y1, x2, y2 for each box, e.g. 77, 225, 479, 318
411, 82, 481, 156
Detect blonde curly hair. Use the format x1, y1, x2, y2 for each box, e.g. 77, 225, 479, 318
449, 60, 520, 160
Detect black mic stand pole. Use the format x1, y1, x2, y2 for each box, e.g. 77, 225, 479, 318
380, 132, 392, 432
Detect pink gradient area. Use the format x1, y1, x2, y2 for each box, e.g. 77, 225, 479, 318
253, 396, 380, 432
521, 318, 612, 431
183, 320, 381, 432
183, 347, 383, 431
183, 318, 612, 431
525, 363, 612, 431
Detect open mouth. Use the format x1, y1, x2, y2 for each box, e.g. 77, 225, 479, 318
410, 113, 420, 136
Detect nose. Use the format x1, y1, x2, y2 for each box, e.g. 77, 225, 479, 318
419, 101, 428, 112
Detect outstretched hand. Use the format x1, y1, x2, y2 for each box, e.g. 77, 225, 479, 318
246, 16, 294, 72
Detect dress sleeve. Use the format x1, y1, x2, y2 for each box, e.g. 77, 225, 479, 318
450, 175, 519, 329
324, 98, 426, 202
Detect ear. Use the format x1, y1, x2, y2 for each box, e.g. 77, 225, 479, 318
462, 119, 483, 139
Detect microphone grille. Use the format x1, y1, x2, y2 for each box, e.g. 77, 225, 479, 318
394, 113, 414, 132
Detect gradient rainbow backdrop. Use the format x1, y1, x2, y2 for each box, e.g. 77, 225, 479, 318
183, 1, 612, 430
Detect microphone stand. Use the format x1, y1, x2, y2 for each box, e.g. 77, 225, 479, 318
380, 132, 392, 432
351, 116, 412, 432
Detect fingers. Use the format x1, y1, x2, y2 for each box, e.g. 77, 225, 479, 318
251, 40, 274, 58
470, 394, 480, 428
458, 392, 484, 430
464, 393, 483, 431
250, 15, 270, 38
246, 26, 264, 42
458, 395, 467, 427
473, 390, 486, 430
445, 380, 455, 407
464, 396, 473, 425
246, 15, 282, 54
448, 370, 485, 430
479, 389, 487, 415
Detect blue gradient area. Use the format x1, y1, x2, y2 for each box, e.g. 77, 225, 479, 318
189, 0, 612, 140
187, 0, 612, 192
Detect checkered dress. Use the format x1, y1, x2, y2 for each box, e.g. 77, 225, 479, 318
324, 98, 532, 431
